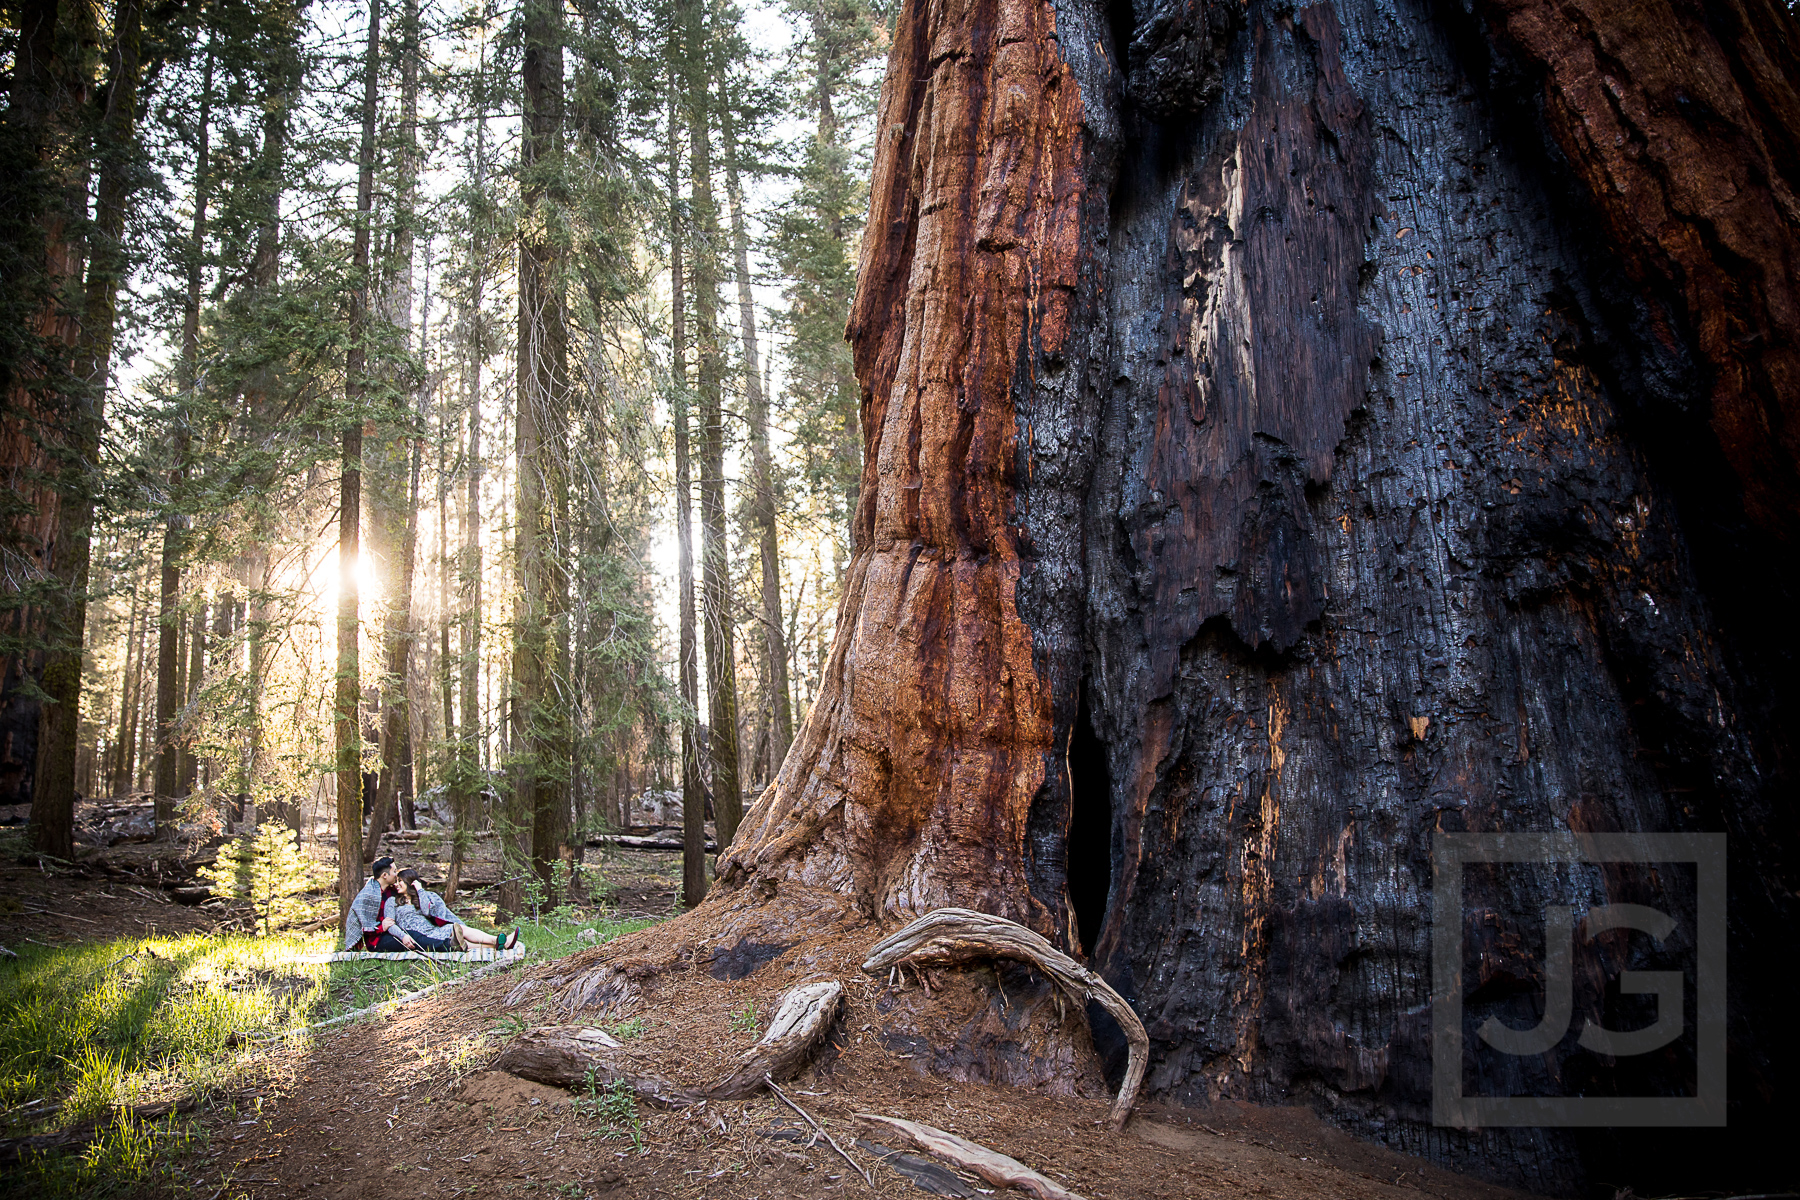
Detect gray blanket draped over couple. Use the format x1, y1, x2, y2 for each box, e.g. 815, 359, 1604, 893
343, 857, 519, 953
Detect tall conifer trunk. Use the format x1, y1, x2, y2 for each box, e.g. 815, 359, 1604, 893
337, 0, 380, 919
152, 39, 212, 833
686, 32, 743, 848
721, 90, 791, 779
668, 79, 705, 909
239, 27, 293, 802
448, 82, 489, 904
507, 0, 571, 917
2, 0, 93, 706
32, 0, 141, 855
364, 0, 423, 861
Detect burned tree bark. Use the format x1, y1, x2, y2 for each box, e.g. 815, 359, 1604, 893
705, 0, 1798, 1193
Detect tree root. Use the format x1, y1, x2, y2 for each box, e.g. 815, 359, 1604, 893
706, 980, 844, 1099
493, 979, 845, 1105
489, 1027, 700, 1108
766, 1074, 871, 1185
861, 907, 1148, 1130
855, 1112, 1087, 1200
549, 964, 638, 1015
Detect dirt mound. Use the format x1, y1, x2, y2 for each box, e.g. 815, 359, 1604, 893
452, 1069, 573, 1111
174, 890, 1550, 1200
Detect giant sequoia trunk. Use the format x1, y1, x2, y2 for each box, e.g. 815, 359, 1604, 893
712, 0, 1800, 1192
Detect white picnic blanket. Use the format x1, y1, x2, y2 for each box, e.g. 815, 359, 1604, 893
298, 945, 525, 965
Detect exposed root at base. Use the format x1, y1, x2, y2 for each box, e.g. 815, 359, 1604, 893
857, 1112, 1088, 1200
862, 907, 1148, 1129
493, 979, 846, 1105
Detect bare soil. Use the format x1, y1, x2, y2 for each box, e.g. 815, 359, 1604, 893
172, 880, 1546, 1200
1, 811, 1548, 1199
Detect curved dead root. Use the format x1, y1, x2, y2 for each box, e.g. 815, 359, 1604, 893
862, 907, 1148, 1130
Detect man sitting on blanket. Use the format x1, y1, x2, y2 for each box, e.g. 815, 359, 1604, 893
397, 868, 520, 951
344, 856, 458, 953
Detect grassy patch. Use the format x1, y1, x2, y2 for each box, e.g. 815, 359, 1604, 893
0, 906, 658, 1198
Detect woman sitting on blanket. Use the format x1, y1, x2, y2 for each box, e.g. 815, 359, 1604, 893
344, 857, 458, 953
397, 867, 520, 951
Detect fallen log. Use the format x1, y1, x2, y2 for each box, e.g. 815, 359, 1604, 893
855, 1113, 1086, 1200
249, 951, 526, 1043
861, 907, 1148, 1130
585, 834, 718, 852
0, 1089, 260, 1164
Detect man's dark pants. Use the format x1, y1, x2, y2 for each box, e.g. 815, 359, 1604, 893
368, 930, 456, 953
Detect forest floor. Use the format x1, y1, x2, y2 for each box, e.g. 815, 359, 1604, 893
0, 814, 1546, 1200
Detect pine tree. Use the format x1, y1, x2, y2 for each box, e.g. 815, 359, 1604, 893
206, 823, 325, 935
337, 0, 382, 921
506, 0, 574, 918
29, 0, 146, 857
773, 0, 881, 562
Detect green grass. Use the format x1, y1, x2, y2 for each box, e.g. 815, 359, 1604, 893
0, 905, 659, 1198
575, 1071, 642, 1149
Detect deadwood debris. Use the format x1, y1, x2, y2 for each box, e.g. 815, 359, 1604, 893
493, 979, 845, 1104
856, 1112, 1087, 1200
861, 907, 1148, 1129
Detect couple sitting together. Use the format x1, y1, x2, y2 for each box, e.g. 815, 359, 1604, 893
342, 856, 522, 954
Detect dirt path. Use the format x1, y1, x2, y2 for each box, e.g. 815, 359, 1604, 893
189, 944, 1543, 1200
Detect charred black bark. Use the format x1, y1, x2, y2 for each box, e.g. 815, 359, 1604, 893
1056, 0, 1797, 1193
721, 0, 1796, 1191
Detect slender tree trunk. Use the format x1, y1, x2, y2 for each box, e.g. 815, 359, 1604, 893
364, 0, 422, 860
397, 423, 421, 830
337, 0, 380, 921
179, 600, 203, 795
401, 242, 433, 834
806, 2, 862, 558
668, 81, 705, 909
721, 93, 791, 779
686, 47, 743, 850
150, 509, 183, 824
152, 42, 212, 834
109, 574, 137, 799
127, 581, 151, 793
31, 0, 141, 856
437, 359, 455, 811
173, 612, 186, 776
448, 93, 489, 904
507, 0, 571, 917
238, 8, 297, 803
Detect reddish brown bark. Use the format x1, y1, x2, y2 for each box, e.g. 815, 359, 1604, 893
719, 0, 1102, 934
1479, 0, 1800, 544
